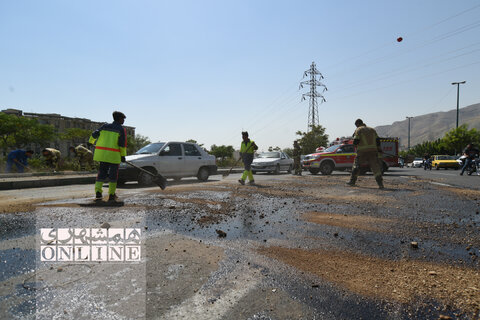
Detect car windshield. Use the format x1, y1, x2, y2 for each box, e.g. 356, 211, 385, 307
258, 152, 280, 158
414, 158, 423, 161
437, 155, 456, 160
323, 145, 340, 153
135, 143, 165, 154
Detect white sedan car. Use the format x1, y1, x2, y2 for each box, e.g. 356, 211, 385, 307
118, 142, 217, 185
251, 151, 294, 174
411, 158, 424, 168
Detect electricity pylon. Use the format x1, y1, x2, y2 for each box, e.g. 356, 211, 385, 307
300, 62, 327, 131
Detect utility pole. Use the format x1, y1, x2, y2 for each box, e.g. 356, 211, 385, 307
451, 81, 466, 129
406, 116, 413, 150
300, 62, 327, 131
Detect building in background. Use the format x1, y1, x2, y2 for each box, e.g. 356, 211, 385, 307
1, 108, 135, 156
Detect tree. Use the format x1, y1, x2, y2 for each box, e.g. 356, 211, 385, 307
210, 145, 234, 160
440, 125, 480, 154
283, 147, 294, 157
127, 134, 151, 155
295, 125, 329, 155
186, 139, 204, 148
60, 128, 91, 145
0, 113, 56, 153
399, 124, 480, 157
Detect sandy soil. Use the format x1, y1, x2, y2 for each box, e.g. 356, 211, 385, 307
302, 211, 395, 232
259, 246, 480, 318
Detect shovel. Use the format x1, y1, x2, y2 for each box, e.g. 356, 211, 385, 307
14, 160, 31, 172
126, 161, 167, 190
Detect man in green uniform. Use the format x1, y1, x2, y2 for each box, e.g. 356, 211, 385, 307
347, 119, 384, 189
89, 111, 127, 202
293, 140, 302, 176
69, 145, 94, 170
238, 131, 258, 185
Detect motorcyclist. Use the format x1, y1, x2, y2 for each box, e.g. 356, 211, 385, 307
460, 143, 479, 176
423, 154, 432, 170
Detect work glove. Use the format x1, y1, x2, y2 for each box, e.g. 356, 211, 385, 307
121, 156, 126, 163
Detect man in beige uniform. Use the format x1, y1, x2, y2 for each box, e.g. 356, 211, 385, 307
347, 119, 384, 189
69, 145, 94, 170
42, 148, 62, 171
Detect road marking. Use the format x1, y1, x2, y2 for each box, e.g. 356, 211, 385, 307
162, 266, 259, 320
430, 182, 453, 187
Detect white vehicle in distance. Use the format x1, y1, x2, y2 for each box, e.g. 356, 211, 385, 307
118, 142, 217, 185
411, 157, 424, 168
251, 151, 294, 174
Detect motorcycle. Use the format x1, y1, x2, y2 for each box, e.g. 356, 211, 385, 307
466, 157, 480, 175
423, 159, 432, 170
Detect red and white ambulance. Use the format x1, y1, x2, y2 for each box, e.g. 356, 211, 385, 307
303, 138, 399, 175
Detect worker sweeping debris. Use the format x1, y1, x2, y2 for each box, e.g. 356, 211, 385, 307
89, 111, 129, 203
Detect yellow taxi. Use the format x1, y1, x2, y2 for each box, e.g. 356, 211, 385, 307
431, 155, 460, 170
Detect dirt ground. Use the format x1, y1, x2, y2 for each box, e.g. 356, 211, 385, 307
1, 173, 480, 319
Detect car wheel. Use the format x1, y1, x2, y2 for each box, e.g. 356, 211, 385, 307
287, 165, 292, 173
252, 170, 256, 174
197, 167, 209, 181
309, 168, 320, 175
320, 161, 334, 175
138, 167, 157, 186
273, 164, 280, 175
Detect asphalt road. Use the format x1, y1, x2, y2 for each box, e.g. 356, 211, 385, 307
0, 171, 479, 319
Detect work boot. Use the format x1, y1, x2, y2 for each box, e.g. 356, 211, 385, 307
248, 180, 255, 185
238, 179, 245, 185
376, 177, 384, 189
108, 194, 118, 202
95, 192, 103, 201
346, 181, 355, 186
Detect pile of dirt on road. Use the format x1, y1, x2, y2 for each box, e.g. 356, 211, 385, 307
440, 186, 480, 201
0, 200, 35, 214
258, 246, 480, 317
302, 212, 395, 233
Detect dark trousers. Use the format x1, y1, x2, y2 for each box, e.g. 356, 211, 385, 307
96, 162, 119, 183
461, 158, 473, 174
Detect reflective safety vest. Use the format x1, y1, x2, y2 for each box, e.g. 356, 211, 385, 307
240, 140, 256, 154
354, 125, 379, 153
89, 122, 127, 164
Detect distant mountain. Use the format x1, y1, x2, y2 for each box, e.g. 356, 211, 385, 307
375, 103, 480, 149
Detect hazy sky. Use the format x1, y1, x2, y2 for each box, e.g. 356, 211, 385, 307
1, 0, 479, 151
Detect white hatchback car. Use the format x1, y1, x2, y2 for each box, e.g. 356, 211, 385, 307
251, 151, 294, 174
118, 142, 217, 185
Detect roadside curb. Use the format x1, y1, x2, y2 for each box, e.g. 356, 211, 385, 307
0, 175, 96, 190
0, 169, 245, 190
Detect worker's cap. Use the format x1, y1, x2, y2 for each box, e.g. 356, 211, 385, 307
242, 131, 249, 137
113, 111, 126, 121
354, 119, 364, 126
